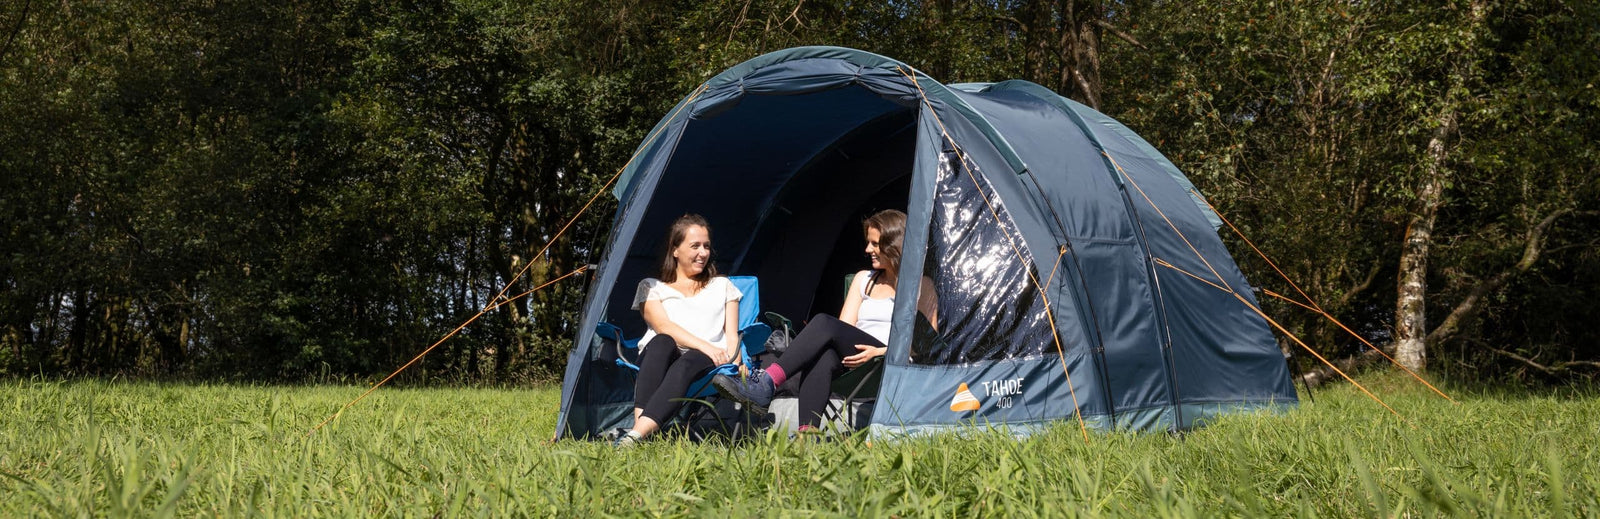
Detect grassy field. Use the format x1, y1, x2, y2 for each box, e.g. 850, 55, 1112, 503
2, 374, 1597, 517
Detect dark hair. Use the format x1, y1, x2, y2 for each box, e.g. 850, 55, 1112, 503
660, 213, 716, 288
863, 209, 906, 277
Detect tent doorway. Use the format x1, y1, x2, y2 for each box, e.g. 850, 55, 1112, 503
600, 85, 917, 338
744, 109, 916, 321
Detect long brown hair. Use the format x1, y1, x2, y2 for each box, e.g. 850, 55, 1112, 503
659, 213, 716, 288
863, 209, 906, 278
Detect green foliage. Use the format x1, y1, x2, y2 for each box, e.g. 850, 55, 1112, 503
1, 376, 1596, 515
1106, 2, 1409, 355
1103, 0, 1600, 382
0, 0, 1595, 384
1424, 0, 1600, 382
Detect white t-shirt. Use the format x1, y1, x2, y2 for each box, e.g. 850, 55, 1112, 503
632, 276, 743, 352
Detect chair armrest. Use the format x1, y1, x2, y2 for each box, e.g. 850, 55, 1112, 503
739, 322, 773, 358
595, 322, 641, 371
831, 356, 884, 401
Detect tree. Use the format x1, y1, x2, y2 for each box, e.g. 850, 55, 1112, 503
2, 0, 1594, 385
1104, 0, 1600, 382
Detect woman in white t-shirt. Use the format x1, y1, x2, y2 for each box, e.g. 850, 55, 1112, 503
713, 210, 937, 431
613, 214, 742, 447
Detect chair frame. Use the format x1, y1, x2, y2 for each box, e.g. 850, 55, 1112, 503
594, 276, 772, 439
819, 357, 883, 432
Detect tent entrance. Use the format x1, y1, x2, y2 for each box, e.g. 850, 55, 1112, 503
601, 85, 919, 336
744, 109, 916, 320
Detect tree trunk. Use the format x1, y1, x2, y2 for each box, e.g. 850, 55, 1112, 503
1393, 0, 1485, 373
499, 294, 523, 380
42, 291, 61, 367
177, 318, 189, 364
1057, 0, 1103, 109
922, 0, 956, 81
1018, 2, 1051, 90
1394, 110, 1455, 372
999, 1, 1111, 108
68, 287, 91, 373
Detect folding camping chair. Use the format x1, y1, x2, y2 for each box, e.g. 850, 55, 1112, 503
818, 273, 947, 432
594, 276, 772, 437
813, 271, 885, 432
819, 357, 883, 431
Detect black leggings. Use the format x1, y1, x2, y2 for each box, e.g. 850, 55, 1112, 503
633, 335, 715, 424
775, 313, 884, 428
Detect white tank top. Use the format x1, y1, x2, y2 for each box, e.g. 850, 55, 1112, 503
855, 270, 894, 345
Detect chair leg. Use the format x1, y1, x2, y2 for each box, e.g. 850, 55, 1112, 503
822, 364, 880, 432
820, 399, 845, 431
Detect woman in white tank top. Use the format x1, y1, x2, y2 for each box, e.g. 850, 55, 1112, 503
713, 209, 938, 431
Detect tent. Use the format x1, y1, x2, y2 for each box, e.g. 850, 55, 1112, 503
555, 46, 1296, 439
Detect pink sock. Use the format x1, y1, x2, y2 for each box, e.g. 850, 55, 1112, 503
766, 365, 787, 386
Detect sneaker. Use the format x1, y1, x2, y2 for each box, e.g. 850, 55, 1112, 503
791, 424, 826, 442
611, 430, 643, 449
712, 370, 775, 415
600, 427, 628, 442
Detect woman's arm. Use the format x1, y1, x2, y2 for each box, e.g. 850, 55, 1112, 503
642, 299, 732, 365
845, 276, 939, 368
723, 299, 741, 366
840, 271, 879, 368
837, 271, 869, 326
918, 276, 939, 330
640, 299, 720, 355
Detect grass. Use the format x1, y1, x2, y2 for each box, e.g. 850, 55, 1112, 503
2, 373, 1597, 517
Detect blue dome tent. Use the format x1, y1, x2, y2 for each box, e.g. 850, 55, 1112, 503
555, 46, 1296, 439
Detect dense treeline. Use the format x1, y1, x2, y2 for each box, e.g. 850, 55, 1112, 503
2, 1, 1595, 385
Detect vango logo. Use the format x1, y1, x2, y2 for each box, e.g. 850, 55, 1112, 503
949, 383, 980, 412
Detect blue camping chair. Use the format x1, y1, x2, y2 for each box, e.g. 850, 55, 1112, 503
595, 276, 772, 406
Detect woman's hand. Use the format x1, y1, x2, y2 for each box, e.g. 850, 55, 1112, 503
843, 344, 885, 368
701, 344, 732, 366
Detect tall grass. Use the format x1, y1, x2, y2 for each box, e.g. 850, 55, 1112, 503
2, 374, 1595, 516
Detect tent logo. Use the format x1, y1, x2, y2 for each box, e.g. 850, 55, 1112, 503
949, 383, 980, 412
